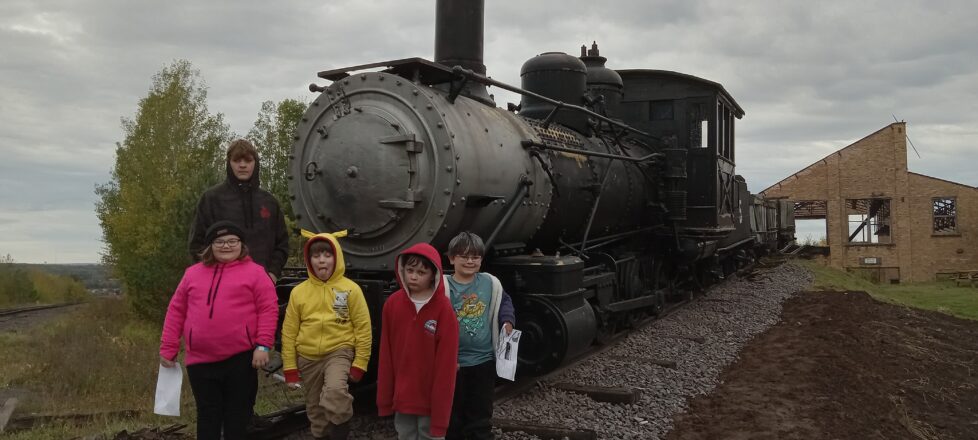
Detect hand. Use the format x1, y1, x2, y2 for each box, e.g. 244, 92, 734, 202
503, 322, 514, 335
252, 349, 270, 369
160, 355, 176, 368
349, 367, 365, 383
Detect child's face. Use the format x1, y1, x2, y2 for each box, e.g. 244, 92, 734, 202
450, 251, 482, 279
404, 262, 434, 293
311, 251, 335, 281
230, 155, 255, 181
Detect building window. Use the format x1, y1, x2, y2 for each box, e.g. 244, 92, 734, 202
932, 197, 957, 234
846, 198, 891, 244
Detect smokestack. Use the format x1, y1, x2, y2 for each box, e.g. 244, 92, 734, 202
435, 0, 486, 74
434, 0, 492, 104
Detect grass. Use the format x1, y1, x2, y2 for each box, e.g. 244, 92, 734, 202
0, 298, 306, 438
798, 260, 978, 321
0, 298, 197, 438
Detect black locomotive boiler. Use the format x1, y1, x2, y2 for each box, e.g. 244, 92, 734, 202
281, 0, 792, 376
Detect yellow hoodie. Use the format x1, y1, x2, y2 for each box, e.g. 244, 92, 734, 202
281, 230, 372, 375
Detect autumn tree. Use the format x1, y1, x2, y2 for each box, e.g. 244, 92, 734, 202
96, 60, 231, 320
248, 99, 306, 264
0, 254, 38, 306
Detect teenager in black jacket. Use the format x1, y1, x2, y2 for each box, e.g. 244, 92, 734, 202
189, 139, 289, 282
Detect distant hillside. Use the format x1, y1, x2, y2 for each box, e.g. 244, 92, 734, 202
13, 263, 119, 290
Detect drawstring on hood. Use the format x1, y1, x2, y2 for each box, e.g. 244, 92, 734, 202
206, 264, 226, 319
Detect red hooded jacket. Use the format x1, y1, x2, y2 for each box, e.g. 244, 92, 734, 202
376, 243, 459, 437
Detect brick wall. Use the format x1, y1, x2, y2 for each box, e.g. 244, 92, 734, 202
761, 122, 978, 281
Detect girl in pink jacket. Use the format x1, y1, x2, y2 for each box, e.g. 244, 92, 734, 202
159, 221, 279, 440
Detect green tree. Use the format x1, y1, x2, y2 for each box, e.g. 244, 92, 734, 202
248, 99, 306, 265
0, 254, 38, 306
96, 60, 231, 320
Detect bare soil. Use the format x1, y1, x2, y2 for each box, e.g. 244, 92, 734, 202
667, 290, 978, 440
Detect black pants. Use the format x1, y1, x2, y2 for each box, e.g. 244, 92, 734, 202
186, 350, 257, 440
447, 360, 495, 440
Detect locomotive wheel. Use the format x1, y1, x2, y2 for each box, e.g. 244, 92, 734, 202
594, 312, 617, 346
514, 295, 569, 376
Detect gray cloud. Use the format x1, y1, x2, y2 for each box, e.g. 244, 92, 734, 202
1, 0, 976, 263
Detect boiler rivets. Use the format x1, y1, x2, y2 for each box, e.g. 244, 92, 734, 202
446, 166, 453, 172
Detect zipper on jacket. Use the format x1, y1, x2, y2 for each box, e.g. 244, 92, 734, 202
320, 285, 328, 354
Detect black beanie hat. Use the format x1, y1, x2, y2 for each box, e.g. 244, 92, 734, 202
205, 221, 245, 245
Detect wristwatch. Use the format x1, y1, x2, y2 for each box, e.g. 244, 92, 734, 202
256, 345, 270, 352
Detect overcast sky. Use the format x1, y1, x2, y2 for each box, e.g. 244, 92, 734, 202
2, 0, 976, 263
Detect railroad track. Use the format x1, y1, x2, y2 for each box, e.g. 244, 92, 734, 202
253, 259, 783, 439
0, 303, 79, 317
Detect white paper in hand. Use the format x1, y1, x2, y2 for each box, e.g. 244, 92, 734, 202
495, 328, 521, 381
154, 364, 182, 416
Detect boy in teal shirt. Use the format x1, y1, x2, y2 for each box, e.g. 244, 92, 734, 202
444, 232, 515, 440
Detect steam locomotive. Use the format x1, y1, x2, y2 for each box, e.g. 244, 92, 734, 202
280, 0, 796, 377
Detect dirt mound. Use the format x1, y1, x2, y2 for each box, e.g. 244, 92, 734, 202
667, 290, 978, 440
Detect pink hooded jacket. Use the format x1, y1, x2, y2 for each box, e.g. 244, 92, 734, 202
160, 257, 279, 365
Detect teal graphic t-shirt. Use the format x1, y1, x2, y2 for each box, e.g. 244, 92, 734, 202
447, 273, 494, 367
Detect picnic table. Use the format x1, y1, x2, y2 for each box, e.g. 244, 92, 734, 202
954, 270, 978, 287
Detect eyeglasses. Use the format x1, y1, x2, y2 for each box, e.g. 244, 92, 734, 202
457, 255, 482, 262
213, 238, 241, 248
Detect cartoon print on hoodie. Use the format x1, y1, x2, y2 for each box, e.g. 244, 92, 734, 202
333, 289, 350, 323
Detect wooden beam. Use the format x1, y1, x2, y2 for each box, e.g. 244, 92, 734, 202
0, 398, 18, 433
492, 418, 597, 440
552, 383, 642, 404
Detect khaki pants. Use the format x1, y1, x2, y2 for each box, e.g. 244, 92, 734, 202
297, 348, 355, 437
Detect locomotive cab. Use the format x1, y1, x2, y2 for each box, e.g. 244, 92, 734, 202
617, 70, 745, 237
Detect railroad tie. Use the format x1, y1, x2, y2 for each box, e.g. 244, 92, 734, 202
551, 383, 642, 405
492, 418, 597, 440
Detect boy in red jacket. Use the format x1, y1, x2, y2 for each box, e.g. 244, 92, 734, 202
377, 243, 459, 439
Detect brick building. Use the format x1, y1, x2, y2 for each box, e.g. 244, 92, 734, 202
760, 122, 978, 282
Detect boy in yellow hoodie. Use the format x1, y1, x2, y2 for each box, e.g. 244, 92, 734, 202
282, 230, 372, 440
